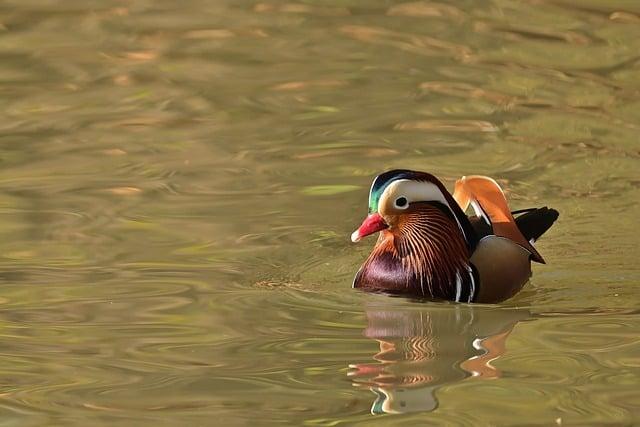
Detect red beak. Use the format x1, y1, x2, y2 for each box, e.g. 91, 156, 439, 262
351, 213, 388, 243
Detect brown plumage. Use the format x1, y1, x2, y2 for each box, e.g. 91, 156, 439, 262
355, 204, 472, 300
351, 170, 558, 303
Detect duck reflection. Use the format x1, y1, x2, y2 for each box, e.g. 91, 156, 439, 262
348, 304, 530, 414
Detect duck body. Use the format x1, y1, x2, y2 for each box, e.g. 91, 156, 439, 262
351, 170, 558, 303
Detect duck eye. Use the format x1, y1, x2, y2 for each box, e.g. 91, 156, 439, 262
395, 197, 408, 208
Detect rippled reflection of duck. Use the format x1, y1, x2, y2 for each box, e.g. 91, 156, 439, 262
348, 304, 530, 414
351, 170, 558, 303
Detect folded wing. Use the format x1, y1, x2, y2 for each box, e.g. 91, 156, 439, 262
453, 176, 545, 263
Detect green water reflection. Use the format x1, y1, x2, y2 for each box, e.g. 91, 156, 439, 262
0, 0, 639, 425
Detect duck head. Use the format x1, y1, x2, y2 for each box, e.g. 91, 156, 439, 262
351, 170, 480, 300
351, 170, 477, 249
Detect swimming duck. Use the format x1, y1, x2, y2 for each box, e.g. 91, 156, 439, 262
351, 170, 558, 303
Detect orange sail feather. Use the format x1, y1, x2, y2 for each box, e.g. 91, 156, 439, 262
453, 176, 545, 263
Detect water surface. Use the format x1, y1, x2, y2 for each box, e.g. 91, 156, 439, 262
0, 0, 639, 425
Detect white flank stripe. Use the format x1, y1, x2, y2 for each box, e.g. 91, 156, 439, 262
467, 265, 475, 303
455, 271, 462, 302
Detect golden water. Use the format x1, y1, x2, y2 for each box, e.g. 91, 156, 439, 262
0, 0, 639, 425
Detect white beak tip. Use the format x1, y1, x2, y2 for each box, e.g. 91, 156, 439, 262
351, 230, 361, 243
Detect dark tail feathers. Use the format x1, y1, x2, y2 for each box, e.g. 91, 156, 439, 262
514, 207, 559, 242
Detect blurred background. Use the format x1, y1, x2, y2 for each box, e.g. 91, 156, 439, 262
0, 0, 638, 425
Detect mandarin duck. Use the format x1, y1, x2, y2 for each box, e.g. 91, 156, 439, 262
351, 170, 558, 303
